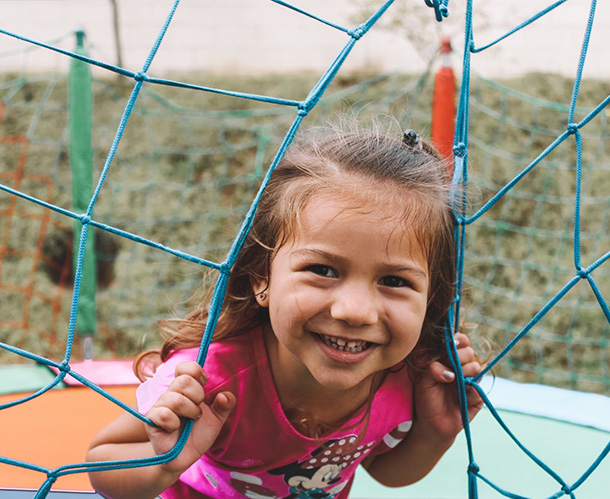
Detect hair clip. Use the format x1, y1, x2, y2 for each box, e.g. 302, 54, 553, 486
403, 129, 423, 149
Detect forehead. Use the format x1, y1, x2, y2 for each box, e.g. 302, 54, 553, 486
289, 188, 428, 264
299, 191, 399, 229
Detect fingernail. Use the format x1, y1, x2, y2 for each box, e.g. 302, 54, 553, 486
443, 369, 455, 381
454, 338, 460, 347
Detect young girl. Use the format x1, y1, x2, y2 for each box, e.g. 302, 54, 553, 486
87, 122, 483, 499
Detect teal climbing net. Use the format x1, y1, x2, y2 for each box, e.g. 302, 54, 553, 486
450, 0, 610, 497
0, 0, 609, 498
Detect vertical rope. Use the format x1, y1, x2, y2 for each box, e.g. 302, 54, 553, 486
1, 2, 609, 498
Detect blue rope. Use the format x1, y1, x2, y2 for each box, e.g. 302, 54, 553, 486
567, 0, 598, 126
0, 1, 399, 493
471, 0, 568, 53
452, 0, 610, 498
424, 0, 450, 22
1, 1, 610, 498
270, 0, 354, 34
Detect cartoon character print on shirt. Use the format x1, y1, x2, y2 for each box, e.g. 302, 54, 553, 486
267, 436, 377, 499
229, 471, 280, 499
381, 420, 412, 450
227, 422, 412, 499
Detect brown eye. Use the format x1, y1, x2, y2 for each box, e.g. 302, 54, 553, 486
379, 275, 407, 288
307, 265, 337, 278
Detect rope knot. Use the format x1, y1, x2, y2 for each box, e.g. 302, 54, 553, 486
349, 25, 365, 40
567, 123, 578, 135
58, 360, 71, 373
577, 267, 588, 279
134, 72, 148, 82
454, 214, 466, 226
453, 142, 466, 157
468, 463, 480, 474
219, 262, 231, 277
80, 214, 91, 225
297, 102, 310, 117
425, 0, 449, 22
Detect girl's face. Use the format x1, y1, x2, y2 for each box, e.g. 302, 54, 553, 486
253, 189, 430, 396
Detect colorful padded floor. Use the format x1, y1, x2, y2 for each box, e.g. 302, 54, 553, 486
0, 365, 609, 498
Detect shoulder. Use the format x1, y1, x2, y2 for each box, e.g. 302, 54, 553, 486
135, 328, 263, 414
374, 364, 414, 408
367, 365, 414, 453
201, 330, 263, 392
135, 348, 199, 414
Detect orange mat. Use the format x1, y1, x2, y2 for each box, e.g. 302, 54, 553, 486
0, 385, 136, 491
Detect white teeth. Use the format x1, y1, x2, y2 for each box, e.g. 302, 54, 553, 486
320, 334, 370, 353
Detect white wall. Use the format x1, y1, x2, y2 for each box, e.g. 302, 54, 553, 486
1, 0, 609, 79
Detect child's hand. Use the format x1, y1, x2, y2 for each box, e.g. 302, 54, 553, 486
145, 361, 235, 475
412, 332, 483, 443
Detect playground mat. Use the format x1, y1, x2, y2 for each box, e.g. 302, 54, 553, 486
0, 363, 609, 498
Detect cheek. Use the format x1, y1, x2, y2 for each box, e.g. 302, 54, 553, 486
287, 477, 308, 488
408, 331, 423, 354
399, 328, 422, 354
268, 294, 305, 335
391, 314, 425, 356
270, 281, 319, 317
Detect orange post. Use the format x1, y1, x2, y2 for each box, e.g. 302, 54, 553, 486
431, 36, 456, 173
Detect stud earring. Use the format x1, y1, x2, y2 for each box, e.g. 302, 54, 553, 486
256, 290, 268, 306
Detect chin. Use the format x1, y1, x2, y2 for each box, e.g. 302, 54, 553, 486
311, 369, 374, 393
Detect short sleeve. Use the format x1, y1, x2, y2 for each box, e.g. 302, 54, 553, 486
369, 420, 413, 456
135, 348, 199, 415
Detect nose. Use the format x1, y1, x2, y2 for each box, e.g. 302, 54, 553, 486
330, 282, 378, 326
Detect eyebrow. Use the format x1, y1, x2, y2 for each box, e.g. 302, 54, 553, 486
290, 248, 428, 280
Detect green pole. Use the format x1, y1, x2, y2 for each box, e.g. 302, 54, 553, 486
69, 27, 97, 359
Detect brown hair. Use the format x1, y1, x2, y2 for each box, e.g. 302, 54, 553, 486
136, 120, 457, 435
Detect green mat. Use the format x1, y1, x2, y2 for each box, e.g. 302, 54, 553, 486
352, 379, 610, 499
0, 364, 63, 395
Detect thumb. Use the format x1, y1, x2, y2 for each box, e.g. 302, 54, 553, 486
210, 391, 236, 423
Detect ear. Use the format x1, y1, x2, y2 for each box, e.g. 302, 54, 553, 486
251, 278, 269, 307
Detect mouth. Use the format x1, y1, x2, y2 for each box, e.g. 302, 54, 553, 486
317, 333, 372, 353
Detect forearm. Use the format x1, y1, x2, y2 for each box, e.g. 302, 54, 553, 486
366, 333, 484, 487
87, 442, 181, 499
363, 422, 455, 487
85, 364, 235, 499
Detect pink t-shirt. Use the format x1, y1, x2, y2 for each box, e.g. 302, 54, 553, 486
136, 327, 413, 499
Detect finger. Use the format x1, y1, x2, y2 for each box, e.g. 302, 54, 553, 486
147, 407, 181, 432
460, 360, 482, 378
453, 332, 470, 348
465, 386, 485, 417
428, 359, 482, 383
168, 373, 206, 405
174, 361, 207, 386
427, 361, 457, 383
209, 391, 236, 424
456, 346, 477, 366
147, 401, 183, 432
150, 390, 202, 429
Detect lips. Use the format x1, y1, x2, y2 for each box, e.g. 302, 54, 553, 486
318, 333, 371, 353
